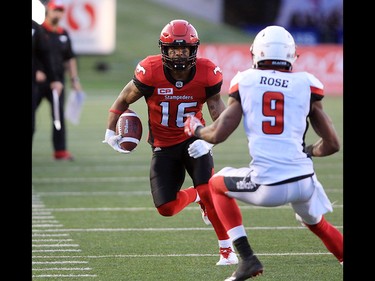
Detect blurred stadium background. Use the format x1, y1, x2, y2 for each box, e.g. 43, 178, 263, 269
36, 0, 343, 94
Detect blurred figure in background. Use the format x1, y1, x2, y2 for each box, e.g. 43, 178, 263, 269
34, 0, 83, 160
32, 17, 63, 145
275, 0, 343, 43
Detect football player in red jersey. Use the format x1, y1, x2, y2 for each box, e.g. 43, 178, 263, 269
103, 19, 238, 265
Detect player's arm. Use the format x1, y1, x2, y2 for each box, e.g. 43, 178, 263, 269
107, 80, 143, 131
206, 93, 226, 121
103, 80, 143, 153
306, 100, 340, 157
67, 57, 82, 92
187, 90, 226, 158
188, 96, 242, 144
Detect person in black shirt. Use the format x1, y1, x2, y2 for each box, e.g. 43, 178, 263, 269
32, 19, 63, 146
35, 0, 83, 161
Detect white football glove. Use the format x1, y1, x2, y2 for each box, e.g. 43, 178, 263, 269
102, 129, 131, 154
184, 116, 203, 137
188, 139, 214, 159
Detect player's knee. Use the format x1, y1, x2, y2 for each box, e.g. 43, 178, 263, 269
295, 212, 322, 226
209, 175, 227, 195
196, 183, 210, 203
156, 202, 175, 217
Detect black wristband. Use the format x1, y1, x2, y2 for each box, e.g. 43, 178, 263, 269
194, 126, 203, 138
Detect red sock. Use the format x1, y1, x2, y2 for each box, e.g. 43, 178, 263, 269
306, 216, 343, 262
157, 187, 197, 216
196, 183, 229, 240
208, 177, 243, 232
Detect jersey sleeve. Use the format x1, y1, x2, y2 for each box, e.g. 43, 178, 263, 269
305, 72, 324, 101
201, 58, 223, 98
62, 30, 76, 61
134, 56, 154, 85
132, 56, 157, 97
228, 71, 243, 95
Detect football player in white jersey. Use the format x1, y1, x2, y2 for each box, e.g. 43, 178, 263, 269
184, 25, 343, 280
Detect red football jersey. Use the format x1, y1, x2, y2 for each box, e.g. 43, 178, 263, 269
134, 54, 223, 147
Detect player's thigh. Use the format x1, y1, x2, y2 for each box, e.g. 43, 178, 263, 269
291, 177, 327, 225
150, 150, 185, 207
216, 167, 289, 206
186, 152, 214, 186
227, 184, 290, 206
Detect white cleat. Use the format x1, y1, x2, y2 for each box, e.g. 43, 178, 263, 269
216, 247, 239, 265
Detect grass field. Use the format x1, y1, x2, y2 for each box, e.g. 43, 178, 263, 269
31, 93, 343, 281
32, 1, 343, 280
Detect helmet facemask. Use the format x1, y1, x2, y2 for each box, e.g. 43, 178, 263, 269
160, 44, 199, 71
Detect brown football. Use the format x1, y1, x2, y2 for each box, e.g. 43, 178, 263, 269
115, 109, 142, 152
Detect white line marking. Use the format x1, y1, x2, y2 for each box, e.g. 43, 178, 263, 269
32, 274, 97, 278
33, 224, 64, 227
32, 233, 70, 237
32, 177, 148, 183
33, 261, 88, 264
32, 189, 342, 196
32, 249, 82, 253
37, 205, 343, 212
32, 252, 334, 259
32, 239, 73, 242
32, 220, 59, 223
32, 210, 51, 215
32, 244, 80, 247
31, 226, 342, 233
33, 267, 92, 271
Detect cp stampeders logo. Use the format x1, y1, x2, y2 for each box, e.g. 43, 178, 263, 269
66, 1, 96, 31
157, 88, 173, 95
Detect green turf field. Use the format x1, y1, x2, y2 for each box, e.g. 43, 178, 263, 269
32, 1, 343, 280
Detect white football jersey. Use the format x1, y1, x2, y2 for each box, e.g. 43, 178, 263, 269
229, 68, 324, 185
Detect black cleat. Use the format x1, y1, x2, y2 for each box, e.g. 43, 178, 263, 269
224, 255, 264, 281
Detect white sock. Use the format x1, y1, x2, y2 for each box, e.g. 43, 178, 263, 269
218, 239, 233, 249
227, 225, 247, 242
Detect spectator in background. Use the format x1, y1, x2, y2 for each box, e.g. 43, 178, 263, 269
35, 0, 83, 161
32, 19, 63, 145
275, 0, 343, 43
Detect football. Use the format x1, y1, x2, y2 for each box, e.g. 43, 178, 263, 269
115, 109, 143, 152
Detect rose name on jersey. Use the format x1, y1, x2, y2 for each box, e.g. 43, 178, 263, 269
260, 76, 289, 88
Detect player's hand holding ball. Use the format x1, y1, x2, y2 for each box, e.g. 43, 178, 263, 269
103, 129, 132, 154
103, 108, 142, 154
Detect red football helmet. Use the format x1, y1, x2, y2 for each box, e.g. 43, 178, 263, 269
159, 19, 200, 71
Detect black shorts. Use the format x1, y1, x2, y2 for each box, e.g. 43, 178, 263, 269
150, 138, 214, 207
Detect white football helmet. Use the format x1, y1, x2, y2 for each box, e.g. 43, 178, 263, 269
250, 25, 297, 70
